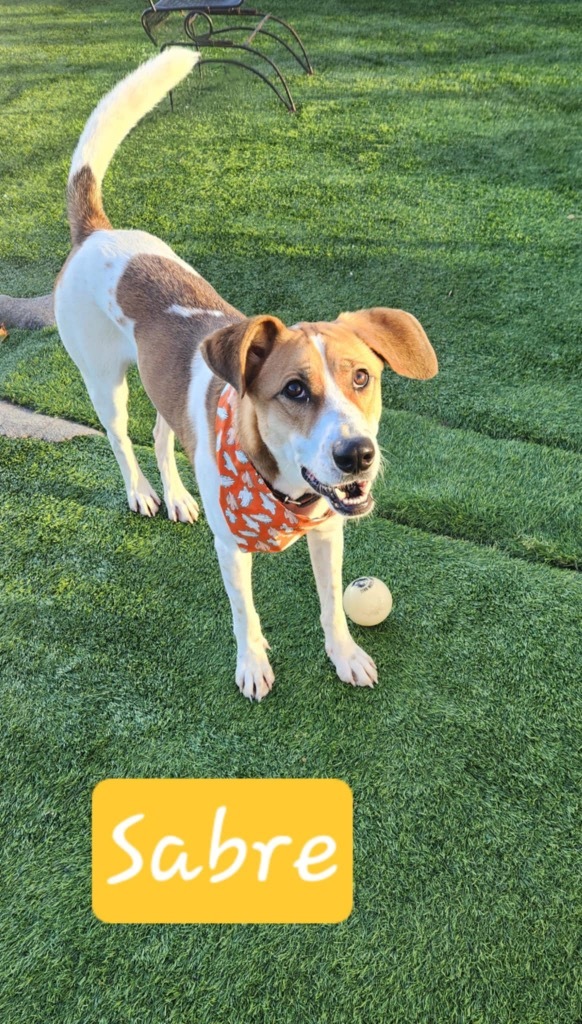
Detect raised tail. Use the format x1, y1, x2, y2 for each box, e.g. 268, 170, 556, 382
67, 47, 199, 246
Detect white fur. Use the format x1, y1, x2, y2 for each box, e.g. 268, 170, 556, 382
153, 413, 199, 524
307, 333, 379, 482
189, 352, 239, 549
167, 305, 225, 317
307, 518, 377, 688
70, 48, 199, 186
54, 50, 379, 701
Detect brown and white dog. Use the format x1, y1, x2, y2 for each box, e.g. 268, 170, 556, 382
53, 49, 437, 700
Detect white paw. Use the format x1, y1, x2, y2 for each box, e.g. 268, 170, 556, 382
127, 479, 161, 518
164, 486, 199, 524
236, 644, 275, 702
327, 639, 378, 688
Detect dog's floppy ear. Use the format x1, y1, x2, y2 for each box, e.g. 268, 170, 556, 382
338, 308, 438, 379
201, 315, 285, 395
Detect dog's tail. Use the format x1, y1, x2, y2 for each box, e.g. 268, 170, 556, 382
1, 50, 198, 330
67, 47, 199, 247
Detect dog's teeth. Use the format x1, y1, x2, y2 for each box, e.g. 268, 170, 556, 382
333, 486, 367, 507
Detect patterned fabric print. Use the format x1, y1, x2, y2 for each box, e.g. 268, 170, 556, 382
216, 385, 334, 553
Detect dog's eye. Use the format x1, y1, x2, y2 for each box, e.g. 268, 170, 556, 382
282, 380, 309, 402
353, 369, 370, 390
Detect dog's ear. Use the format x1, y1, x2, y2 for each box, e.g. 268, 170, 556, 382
338, 308, 438, 379
201, 315, 285, 395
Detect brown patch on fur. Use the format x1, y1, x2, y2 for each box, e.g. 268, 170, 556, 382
201, 316, 285, 397
331, 349, 384, 422
253, 329, 325, 402
247, 326, 326, 437
118, 255, 241, 324
307, 323, 385, 423
337, 308, 438, 380
205, 371, 281, 487
237, 397, 280, 485
202, 317, 292, 481
67, 166, 112, 246
117, 254, 242, 458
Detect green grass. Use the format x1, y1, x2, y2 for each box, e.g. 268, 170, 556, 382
1, 2, 581, 1022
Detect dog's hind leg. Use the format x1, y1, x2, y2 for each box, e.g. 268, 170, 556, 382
153, 413, 199, 524
55, 299, 160, 517
89, 369, 161, 517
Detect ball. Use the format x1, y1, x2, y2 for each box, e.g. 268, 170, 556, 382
343, 576, 393, 626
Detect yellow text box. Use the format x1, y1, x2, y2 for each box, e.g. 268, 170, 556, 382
93, 779, 353, 923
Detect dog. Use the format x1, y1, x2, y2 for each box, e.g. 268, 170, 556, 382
53, 49, 438, 701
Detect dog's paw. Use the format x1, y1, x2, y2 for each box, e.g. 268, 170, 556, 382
236, 646, 275, 702
326, 640, 377, 688
127, 479, 161, 518
164, 486, 199, 524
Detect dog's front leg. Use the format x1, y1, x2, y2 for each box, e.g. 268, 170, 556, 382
307, 518, 377, 688
214, 539, 274, 701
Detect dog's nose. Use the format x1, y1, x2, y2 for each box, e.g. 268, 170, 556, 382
332, 437, 376, 475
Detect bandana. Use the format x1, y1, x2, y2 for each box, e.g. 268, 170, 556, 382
216, 385, 334, 553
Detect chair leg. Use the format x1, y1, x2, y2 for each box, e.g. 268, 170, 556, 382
199, 56, 296, 113
180, 22, 300, 112
160, 41, 296, 113
183, 10, 213, 43
213, 41, 297, 112
141, 9, 172, 47
255, 13, 313, 75
207, 24, 312, 75
142, 7, 313, 77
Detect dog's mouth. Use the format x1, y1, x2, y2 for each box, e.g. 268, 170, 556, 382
301, 468, 374, 517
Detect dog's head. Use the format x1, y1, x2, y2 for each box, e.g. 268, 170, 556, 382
200, 308, 437, 517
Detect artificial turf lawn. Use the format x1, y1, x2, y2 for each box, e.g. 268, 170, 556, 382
1, 1, 581, 1022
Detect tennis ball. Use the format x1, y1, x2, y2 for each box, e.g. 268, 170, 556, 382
343, 576, 393, 626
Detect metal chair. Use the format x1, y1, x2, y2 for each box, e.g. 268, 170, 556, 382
141, 0, 313, 112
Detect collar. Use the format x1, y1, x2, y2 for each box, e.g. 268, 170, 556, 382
268, 485, 321, 510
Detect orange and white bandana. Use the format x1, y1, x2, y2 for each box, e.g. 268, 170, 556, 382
216, 385, 334, 553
